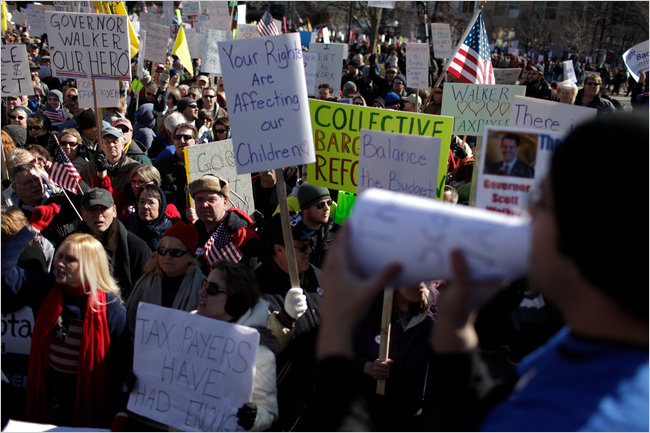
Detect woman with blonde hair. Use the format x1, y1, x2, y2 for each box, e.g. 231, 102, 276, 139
1, 203, 130, 429
557, 80, 578, 104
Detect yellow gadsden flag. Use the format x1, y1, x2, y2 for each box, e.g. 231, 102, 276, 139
1, 1, 8, 32
92, 1, 139, 58
172, 25, 194, 76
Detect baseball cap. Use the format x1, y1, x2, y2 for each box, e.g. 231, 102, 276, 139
82, 188, 114, 210
112, 117, 132, 131
101, 126, 124, 139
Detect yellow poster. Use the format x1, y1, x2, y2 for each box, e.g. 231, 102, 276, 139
308, 100, 454, 196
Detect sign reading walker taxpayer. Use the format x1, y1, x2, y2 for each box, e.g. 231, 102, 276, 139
218, 33, 314, 174
127, 303, 259, 432
1, 44, 34, 97
45, 11, 131, 80
441, 83, 525, 136
474, 125, 564, 216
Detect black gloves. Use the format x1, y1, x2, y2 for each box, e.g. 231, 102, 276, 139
94, 150, 109, 172
237, 402, 257, 431
152, 87, 167, 115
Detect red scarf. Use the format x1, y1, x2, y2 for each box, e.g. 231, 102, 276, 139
25, 284, 113, 428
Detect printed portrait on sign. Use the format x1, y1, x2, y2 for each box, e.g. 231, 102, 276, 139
484, 131, 537, 179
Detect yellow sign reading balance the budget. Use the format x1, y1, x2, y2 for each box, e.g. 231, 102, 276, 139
308, 100, 454, 196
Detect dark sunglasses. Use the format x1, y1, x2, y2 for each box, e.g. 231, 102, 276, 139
584, 82, 600, 86
393, 80, 404, 85
295, 243, 313, 253
315, 199, 333, 210
156, 246, 189, 258
10, 115, 25, 120
202, 279, 228, 296
204, 94, 216, 99
27, 125, 44, 131
215, 128, 228, 134
67, 94, 78, 100
175, 134, 195, 141
188, 104, 198, 109
59, 140, 79, 147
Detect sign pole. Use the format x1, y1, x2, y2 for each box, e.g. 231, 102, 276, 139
275, 169, 300, 289
376, 287, 394, 395
92, 78, 103, 152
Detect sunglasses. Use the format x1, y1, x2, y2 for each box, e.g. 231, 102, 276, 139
202, 280, 228, 296
295, 242, 313, 253
188, 104, 198, 109
59, 140, 79, 147
315, 199, 333, 210
10, 115, 25, 120
204, 94, 216, 99
215, 128, 228, 134
156, 246, 189, 258
585, 82, 600, 86
175, 134, 195, 141
27, 125, 44, 131
393, 80, 404, 85
67, 94, 78, 100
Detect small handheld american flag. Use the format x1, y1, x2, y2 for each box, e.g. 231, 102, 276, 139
448, 11, 495, 84
203, 223, 242, 266
257, 10, 280, 36
49, 145, 82, 193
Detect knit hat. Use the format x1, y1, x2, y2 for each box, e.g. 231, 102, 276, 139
188, 174, 230, 200
343, 81, 357, 94
75, 109, 96, 131
2, 124, 27, 148
169, 68, 179, 77
176, 97, 197, 113
162, 221, 199, 256
297, 183, 331, 210
384, 92, 401, 106
371, 96, 385, 108
134, 103, 156, 130
47, 90, 63, 105
393, 74, 406, 86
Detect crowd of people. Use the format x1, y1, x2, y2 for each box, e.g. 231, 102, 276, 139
1, 8, 648, 433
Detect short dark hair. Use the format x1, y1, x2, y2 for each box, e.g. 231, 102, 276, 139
173, 123, 198, 139
501, 133, 520, 147
212, 261, 260, 320
318, 83, 333, 92
10, 162, 37, 182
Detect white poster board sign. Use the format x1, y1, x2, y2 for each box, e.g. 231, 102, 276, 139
184, 140, 254, 214
406, 43, 429, 89
77, 78, 121, 108
562, 59, 577, 83
127, 303, 259, 432
45, 11, 131, 80
1, 307, 34, 356
474, 125, 564, 216
308, 42, 345, 97
143, 22, 170, 64
201, 29, 232, 74
205, 2, 231, 31
1, 44, 34, 97
493, 68, 522, 85
357, 129, 441, 199
623, 40, 649, 82
348, 188, 531, 283
218, 33, 315, 174
303, 52, 317, 97
430, 23, 452, 59
236, 23, 259, 40
368, 1, 396, 9
24, 5, 54, 37
184, 28, 202, 59
509, 95, 597, 134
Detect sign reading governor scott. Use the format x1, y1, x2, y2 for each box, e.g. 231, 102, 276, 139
128, 303, 259, 432
218, 33, 314, 174
45, 11, 131, 80
441, 83, 525, 136
308, 100, 453, 194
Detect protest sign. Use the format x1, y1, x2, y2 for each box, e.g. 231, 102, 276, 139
184, 140, 254, 214
333, 191, 356, 225
308, 99, 453, 194
441, 83, 526, 136
2, 307, 34, 356
368, 1, 396, 8
236, 23, 259, 39
201, 29, 232, 74
406, 43, 429, 90
348, 188, 531, 284
623, 40, 649, 82
184, 28, 202, 59
128, 303, 259, 432
430, 23, 452, 59
181, 1, 200, 23
142, 22, 170, 64
509, 95, 596, 134
1, 44, 34, 97
205, 2, 231, 31
563, 59, 577, 83
357, 129, 441, 199
309, 42, 345, 97
303, 52, 317, 97
45, 11, 131, 80
474, 125, 564, 216
493, 68, 522, 85
77, 78, 120, 109
24, 4, 54, 36
218, 33, 314, 174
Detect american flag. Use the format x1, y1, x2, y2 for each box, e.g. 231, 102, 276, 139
49, 145, 82, 193
257, 10, 280, 36
203, 223, 242, 266
448, 12, 495, 84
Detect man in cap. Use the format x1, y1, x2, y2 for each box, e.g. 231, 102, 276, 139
77, 187, 149, 300
188, 174, 261, 270
524, 64, 557, 101
297, 183, 340, 268
177, 97, 199, 127
392, 73, 408, 97
112, 117, 152, 165
195, 74, 210, 90
402, 93, 422, 112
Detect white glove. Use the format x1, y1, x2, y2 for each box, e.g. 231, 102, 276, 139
284, 288, 307, 320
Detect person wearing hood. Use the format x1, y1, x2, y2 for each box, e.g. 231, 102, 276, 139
42, 90, 68, 128
2, 124, 27, 148
132, 103, 157, 152
125, 184, 174, 251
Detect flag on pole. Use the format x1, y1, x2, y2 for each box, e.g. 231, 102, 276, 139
257, 10, 280, 36
49, 146, 82, 193
203, 223, 243, 265
172, 24, 194, 76
448, 12, 494, 84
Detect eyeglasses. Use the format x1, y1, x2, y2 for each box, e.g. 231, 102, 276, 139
59, 140, 79, 147
294, 242, 313, 253
315, 199, 333, 210
202, 279, 228, 296
215, 128, 228, 134
584, 82, 600, 86
393, 80, 404, 85
10, 115, 25, 120
27, 125, 44, 131
67, 94, 78, 100
175, 134, 195, 142
156, 246, 189, 258
188, 105, 198, 109
203, 94, 216, 99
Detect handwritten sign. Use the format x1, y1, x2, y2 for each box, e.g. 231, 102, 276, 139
128, 303, 259, 432
1, 44, 34, 97
236, 23, 259, 40
430, 23, 452, 59
441, 83, 526, 136
45, 11, 131, 80
308, 99, 453, 194
143, 22, 170, 64
509, 95, 597, 134
218, 33, 314, 174
563, 60, 577, 83
474, 125, 564, 216
2, 307, 34, 356
185, 28, 202, 59
358, 129, 441, 199
406, 43, 429, 89
201, 29, 232, 74
308, 43, 345, 97
348, 188, 531, 283
303, 52, 317, 97
493, 68, 522, 85
184, 140, 254, 214
623, 40, 649, 82
24, 4, 54, 36
205, 2, 231, 31
77, 78, 120, 108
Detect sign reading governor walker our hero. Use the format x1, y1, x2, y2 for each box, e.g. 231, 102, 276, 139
218, 33, 314, 174
45, 11, 132, 80
308, 100, 453, 195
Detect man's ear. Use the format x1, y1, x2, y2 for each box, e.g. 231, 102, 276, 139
273, 243, 284, 257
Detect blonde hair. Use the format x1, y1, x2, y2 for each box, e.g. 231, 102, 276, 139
59, 128, 83, 145
130, 164, 161, 185
55, 233, 122, 308
1, 206, 30, 244
557, 80, 578, 103
143, 236, 198, 276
